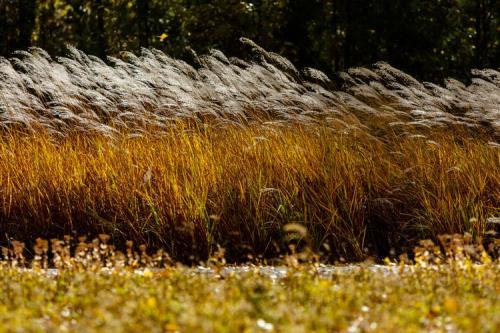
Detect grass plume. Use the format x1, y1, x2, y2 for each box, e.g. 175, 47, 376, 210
0, 40, 498, 137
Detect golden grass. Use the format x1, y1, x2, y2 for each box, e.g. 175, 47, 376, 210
0, 124, 498, 261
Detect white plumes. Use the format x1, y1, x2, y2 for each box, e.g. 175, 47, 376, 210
0, 41, 499, 138
344, 61, 500, 136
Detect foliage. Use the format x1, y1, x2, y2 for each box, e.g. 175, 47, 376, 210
1, 1, 499, 81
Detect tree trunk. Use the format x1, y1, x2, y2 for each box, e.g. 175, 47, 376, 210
137, 0, 150, 48
93, 0, 108, 58
17, 0, 37, 50
474, 0, 495, 67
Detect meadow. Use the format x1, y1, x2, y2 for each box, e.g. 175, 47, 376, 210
0, 124, 498, 262
0, 40, 499, 332
1, 262, 498, 333
0, 236, 498, 333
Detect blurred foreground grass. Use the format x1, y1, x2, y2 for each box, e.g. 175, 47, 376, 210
0, 260, 498, 333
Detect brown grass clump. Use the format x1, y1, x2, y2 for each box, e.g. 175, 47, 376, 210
0, 124, 498, 262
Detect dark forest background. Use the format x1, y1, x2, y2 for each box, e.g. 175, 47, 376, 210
1, 0, 499, 82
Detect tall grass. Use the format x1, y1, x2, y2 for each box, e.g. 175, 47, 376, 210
0, 39, 498, 137
0, 40, 498, 261
0, 125, 497, 261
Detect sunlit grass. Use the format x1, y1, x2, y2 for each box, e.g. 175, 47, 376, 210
1, 42, 498, 333
0, 124, 498, 261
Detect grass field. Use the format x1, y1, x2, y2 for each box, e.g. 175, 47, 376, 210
0, 42, 499, 332
0, 233, 498, 332
0, 259, 498, 332
1, 44, 499, 262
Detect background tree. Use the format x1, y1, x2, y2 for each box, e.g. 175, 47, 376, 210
17, 0, 37, 50
0, 0, 499, 82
